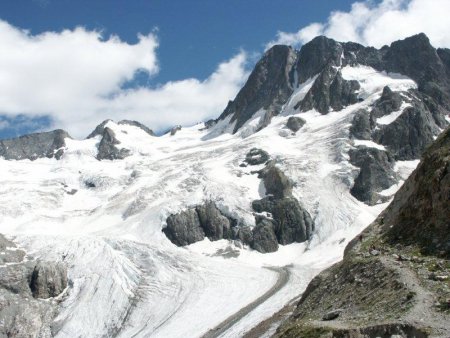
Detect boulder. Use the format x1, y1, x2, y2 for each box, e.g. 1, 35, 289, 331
286, 116, 306, 132
245, 148, 270, 165
29, 261, 68, 299
163, 208, 205, 246
251, 217, 279, 253
260, 163, 293, 199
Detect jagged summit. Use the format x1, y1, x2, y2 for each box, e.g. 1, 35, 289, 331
217, 44, 297, 133
214, 33, 450, 134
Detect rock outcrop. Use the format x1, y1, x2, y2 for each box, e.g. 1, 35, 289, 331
170, 125, 182, 136
245, 148, 270, 165
163, 162, 314, 253
349, 147, 397, 205
30, 261, 68, 299
87, 119, 154, 160
0, 129, 71, 160
275, 127, 450, 338
216, 45, 297, 133
285, 116, 305, 133
96, 127, 131, 160
0, 234, 68, 337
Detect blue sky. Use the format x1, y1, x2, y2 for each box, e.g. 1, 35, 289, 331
0, 0, 355, 84
0, 0, 448, 139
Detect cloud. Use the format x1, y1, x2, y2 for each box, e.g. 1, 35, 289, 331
0, 20, 248, 138
266, 0, 450, 49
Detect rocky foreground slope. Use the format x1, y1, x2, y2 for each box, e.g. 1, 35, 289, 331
275, 127, 450, 337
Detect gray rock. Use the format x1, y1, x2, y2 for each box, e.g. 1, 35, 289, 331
204, 119, 217, 129
0, 234, 66, 337
196, 201, 231, 240
29, 261, 68, 299
350, 109, 372, 140
170, 125, 182, 136
245, 148, 270, 165
297, 68, 360, 114
349, 147, 397, 205
163, 208, 205, 246
251, 217, 279, 253
260, 163, 293, 199
286, 116, 305, 132
271, 198, 315, 245
233, 226, 253, 246
86, 119, 112, 139
0, 129, 71, 160
215, 45, 297, 133
96, 127, 131, 160
373, 103, 439, 160
322, 309, 343, 321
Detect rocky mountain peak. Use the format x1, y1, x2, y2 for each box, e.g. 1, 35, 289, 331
217, 44, 297, 132
295, 35, 343, 83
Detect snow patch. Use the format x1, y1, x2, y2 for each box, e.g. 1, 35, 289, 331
353, 139, 386, 151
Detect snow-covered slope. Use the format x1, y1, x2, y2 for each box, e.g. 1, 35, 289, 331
0, 74, 415, 337
1, 34, 449, 338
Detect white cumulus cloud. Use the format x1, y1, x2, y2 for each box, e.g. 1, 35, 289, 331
0, 20, 248, 138
266, 0, 450, 49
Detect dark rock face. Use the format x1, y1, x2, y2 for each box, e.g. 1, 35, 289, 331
196, 201, 231, 240
0, 234, 68, 337
245, 148, 270, 165
349, 109, 372, 140
383, 126, 450, 257
251, 217, 279, 253
349, 85, 442, 204
296, 68, 360, 114
170, 125, 182, 136
253, 196, 314, 245
286, 116, 305, 132
86, 119, 112, 139
260, 163, 293, 199
163, 208, 205, 246
349, 147, 397, 205
163, 170, 314, 252
216, 45, 297, 133
96, 127, 131, 160
373, 104, 438, 160
253, 163, 314, 246
29, 261, 68, 299
0, 129, 71, 160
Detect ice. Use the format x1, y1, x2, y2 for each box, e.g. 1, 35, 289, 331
353, 139, 386, 150
341, 65, 417, 98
